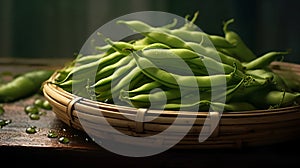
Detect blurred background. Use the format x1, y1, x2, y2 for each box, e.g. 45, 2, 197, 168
0, 0, 299, 63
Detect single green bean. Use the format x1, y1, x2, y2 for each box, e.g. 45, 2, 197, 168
161, 18, 178, 29
242, 51, 289, 70
0, 70, 54, 103
149, 59, 208, 76
95, 44, 116, 54
117, 20, 153, 33
245, 69, 278, 81
250, 90, 300, 108
140, 42, 171, 50
120, 88, 187, 104
74, 53, 107, 65
186, 56, 241, 75
222, 18, 257, 62
177, 11, 199, 31
104, 37, 134, 55
133, 37, 155, 46
144, 31, 193, 49
57, 78, 85, 88
141, 48, 203, 60
209, 101, 257, 112
120, 81, 162, 96
162, 100, 211, 111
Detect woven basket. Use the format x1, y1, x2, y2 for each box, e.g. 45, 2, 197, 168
43, 61, 300, 149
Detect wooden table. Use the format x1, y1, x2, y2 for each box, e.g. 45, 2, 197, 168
1, 58, 300, 167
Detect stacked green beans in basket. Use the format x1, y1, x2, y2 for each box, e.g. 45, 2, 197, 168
52, 12, 300, 112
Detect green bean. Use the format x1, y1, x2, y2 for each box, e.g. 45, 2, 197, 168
56, 60, 99, 84
160, 97, 258, 112
95, 70, 145, 102
170, 29, 235, 48
131, 42, 171, 51
186, 56, 243, 75
119, 15, 233, 49
57, 78, 94, 96
57, 78, 85, 88
210, 101, 257, 112
144, 31, 193, 49
162, 100, 211, 111
109, 66, 143, 95
242, 51, 289, 70
169, 77, 245, 105
95, 89, 112, 102
185, 42, 245, 71
230, 74, 270, 101
216, 50, 245, 71
126, 75, 154, 91
133, 37, 155, 46
269, 72, 290, 91
117, 20, 192, 50
132, 51, 242, 89
74, 53, 107, 65
222, 18, 257, 62
149, 58, 208, 76
120, 81, 162, 96
207, 35, 236, 48
57, 51, 125, 84
244, 69, 287, 90
178, 11, 199, 31
249, 90, 300, 108
118, 13, 234, 49
117, 20, 153, 33
245, 69, 274, 82
95, 55, 132, 81
104, 37, 134, 55
0, 70, 54, 103
138, 48, 243, 76
121, 88, 188, 105
54, 64, 75, 83
120, 89, 183, 109
141, 48, 203, 60
91, 59, 137, 93
95, 44, 116, 54
161, 18, 178, 29
140, 42, 171, 50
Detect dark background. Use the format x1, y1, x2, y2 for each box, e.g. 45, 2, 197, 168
0, 0, 299, 63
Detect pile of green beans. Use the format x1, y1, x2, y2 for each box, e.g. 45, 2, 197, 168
53, 12, 300, 112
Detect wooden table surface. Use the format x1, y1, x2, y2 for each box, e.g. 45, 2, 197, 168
1, 58, 300, 167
